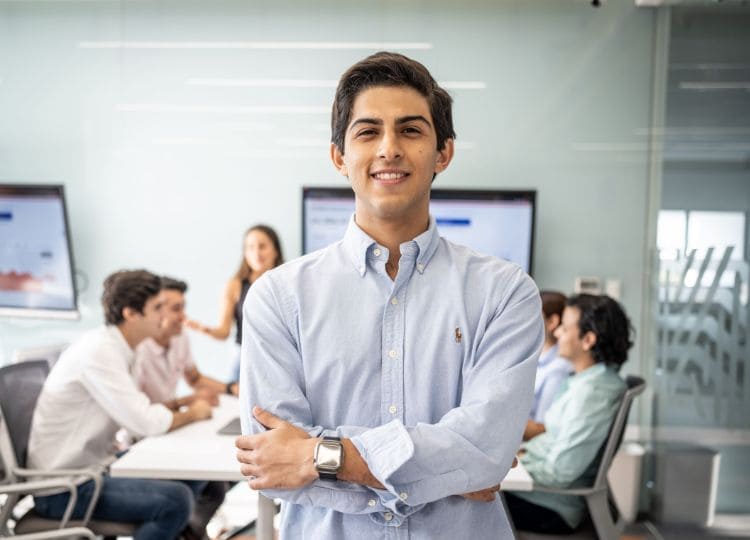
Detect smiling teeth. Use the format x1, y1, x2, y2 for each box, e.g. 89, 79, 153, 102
373, 172, 405, 180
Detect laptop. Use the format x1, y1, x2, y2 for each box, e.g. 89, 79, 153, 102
217, 417, 242, 436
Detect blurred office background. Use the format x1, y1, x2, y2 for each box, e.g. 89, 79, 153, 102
0, 0, 748, 535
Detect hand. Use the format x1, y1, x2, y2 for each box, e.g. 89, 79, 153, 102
235, 406, 318, 490
460, 484, 500, 502
194, 387, 220, 406
188, 399, 212, 421
184, 318, 207, 333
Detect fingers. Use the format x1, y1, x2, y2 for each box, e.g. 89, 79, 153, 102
252, 406, 284, 429
460, 485, 500, 503
235, 434, 258, 450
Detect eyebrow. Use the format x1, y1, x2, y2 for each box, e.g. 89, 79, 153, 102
349, 115, 433, 132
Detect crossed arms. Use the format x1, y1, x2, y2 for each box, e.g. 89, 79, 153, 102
235, 270, 544, 519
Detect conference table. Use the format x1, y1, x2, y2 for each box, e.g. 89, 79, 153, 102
110, 396, 533, 539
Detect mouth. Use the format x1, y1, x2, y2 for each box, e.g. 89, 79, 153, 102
370, 170, 409, 184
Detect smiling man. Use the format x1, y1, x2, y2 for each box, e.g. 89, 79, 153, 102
236, 52, 544, 539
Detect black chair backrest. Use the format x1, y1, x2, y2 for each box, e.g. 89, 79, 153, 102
0, 360, 50, 467
591, 375, 646, 489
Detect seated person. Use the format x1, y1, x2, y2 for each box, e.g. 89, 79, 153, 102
134, 275, 235, 539
506, 293, 633, 534
528, 290, 572, 423
135, 276, 238, 409
28, 269, 212, 540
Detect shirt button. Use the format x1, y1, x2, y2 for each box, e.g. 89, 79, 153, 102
399, 491, 408, 501
390, 297, 398, 305
417, 263, 425, 271
368, 498, 376, 507
389, 405, 397, 414
373, 248, 381, 257
388, 350, 397, 359
384, 512, 393, 522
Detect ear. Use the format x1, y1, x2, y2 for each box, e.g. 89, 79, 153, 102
434, 138, 455, 174
330, 143, 348, 177
581, 331, 597, 351
121, 306, 139, 322
546, 313, 561, 332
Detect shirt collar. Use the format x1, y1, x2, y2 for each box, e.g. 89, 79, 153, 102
140, 336, 168, 356
343, 214, 441, 277
538, 344, 559, 367
569, 362, 607, 386
106, 324, 136, 366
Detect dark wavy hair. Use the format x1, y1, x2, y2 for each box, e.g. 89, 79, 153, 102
234, 224, 284, 282
161, 276, 187, 293
567, 294, 634, 370
101, 269, 161, 325
331, 51, 455, 154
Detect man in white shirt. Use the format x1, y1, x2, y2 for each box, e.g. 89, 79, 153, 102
28, 269, 212, 540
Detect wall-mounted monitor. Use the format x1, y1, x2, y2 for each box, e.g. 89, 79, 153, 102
0, 184, 79, 319
302, 187, 536, 275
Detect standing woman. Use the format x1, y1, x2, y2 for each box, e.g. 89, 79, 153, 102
186, 224, 284, 385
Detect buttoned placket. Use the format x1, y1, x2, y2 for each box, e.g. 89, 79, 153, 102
377, 243, 419, 537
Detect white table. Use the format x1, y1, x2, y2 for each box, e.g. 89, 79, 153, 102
110, 396, 276, 539
111, 396, 533, 538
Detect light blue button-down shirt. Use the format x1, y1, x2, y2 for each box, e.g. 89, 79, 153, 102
516, 363, 626, 528
530, 344, 573, 423
239, 216, 544, 539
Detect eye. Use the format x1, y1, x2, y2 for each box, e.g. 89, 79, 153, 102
356, 128, 377, 138
402, 126, 422, 135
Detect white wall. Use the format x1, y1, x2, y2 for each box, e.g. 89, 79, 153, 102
0, 0, 656, 382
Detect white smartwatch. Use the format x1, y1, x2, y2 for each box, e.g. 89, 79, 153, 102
314, 436, 343, 481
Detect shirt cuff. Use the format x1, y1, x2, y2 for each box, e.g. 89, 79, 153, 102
350, 419, 415, 484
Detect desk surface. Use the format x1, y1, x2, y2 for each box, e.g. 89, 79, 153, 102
111, 396, 533, 491
111, 395, 242, 481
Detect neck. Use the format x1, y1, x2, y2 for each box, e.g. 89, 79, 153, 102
116, 324, 141, 350
154, 333, 171, 348
572, 354, 596, 374
354, 208, 430, 279
542, 338, 556, 354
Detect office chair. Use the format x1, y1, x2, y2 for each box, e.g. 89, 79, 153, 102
0, 360, 136, 538
510, 375, 646, 540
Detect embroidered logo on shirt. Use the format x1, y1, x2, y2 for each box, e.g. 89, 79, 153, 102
455, 327, 463, 344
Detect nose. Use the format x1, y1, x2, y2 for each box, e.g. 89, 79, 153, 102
377, 128, 403, 161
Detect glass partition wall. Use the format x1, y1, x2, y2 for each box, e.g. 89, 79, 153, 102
652, 5, 750, 529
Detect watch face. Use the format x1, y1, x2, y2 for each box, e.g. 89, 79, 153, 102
316, 441, 342, 472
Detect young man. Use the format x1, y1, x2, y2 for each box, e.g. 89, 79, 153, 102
134, 276, 237, 410
28, 269, 212, 540
507, 294, 632, 533
235, 52, 544, 539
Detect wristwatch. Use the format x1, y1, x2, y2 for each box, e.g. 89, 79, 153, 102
314, 436, 343, 481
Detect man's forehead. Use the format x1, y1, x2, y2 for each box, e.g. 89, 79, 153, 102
162, 289, 185, 303
348, 85, 432, 122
